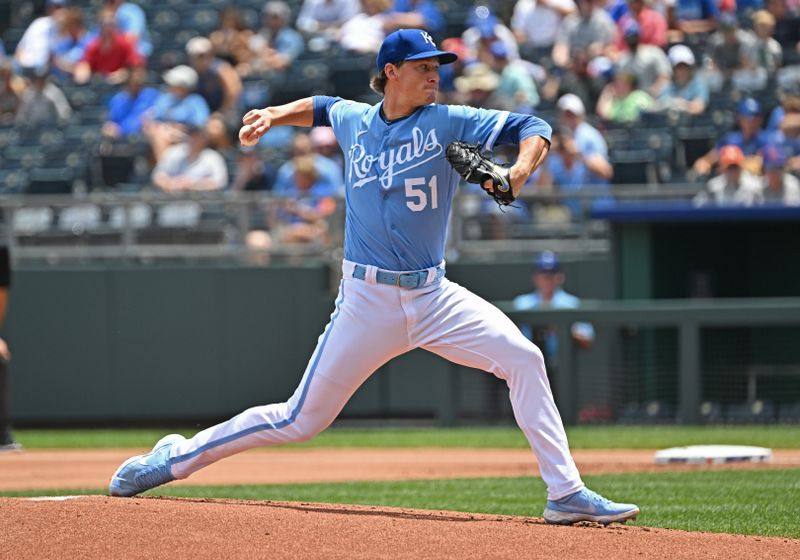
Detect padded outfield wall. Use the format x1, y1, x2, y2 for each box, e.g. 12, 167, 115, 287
5, 260, 612, 425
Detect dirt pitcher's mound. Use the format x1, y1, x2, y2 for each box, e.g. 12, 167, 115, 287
2, 496, 797, 559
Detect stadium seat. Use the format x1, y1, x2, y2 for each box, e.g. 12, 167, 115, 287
27, 167, 75, 195
0, 169, 30, 194
699, 400, 724, 424
610, 148, 657, 185
12, 207, 54, 234
109, 203, 154, 229
3, 145, 45, 170
58, 204, 103, 232
329, 55, 375, 101
157, 201, 203, 227
725, 400, 775, 424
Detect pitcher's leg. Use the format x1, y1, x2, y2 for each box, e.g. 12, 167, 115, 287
167, 279, 410, 479
417, 280, 583, 500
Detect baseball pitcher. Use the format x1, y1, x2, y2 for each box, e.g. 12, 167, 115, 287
110, 29, 639, 525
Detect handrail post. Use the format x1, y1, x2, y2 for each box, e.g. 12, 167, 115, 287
679, 320, 701, 424
555, 320, 576, 424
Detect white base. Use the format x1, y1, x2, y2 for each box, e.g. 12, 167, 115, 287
655, 445, 772, 465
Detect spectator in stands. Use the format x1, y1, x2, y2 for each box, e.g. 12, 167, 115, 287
339, 0, 392, 54
74, 8, 144, 85
707, 12, 754, 91
596, 68, 654, 123
463, 5, 520, 63
767, 84, 800, 132
52, 7, 90, 82
274, 132, 344, 194
557, 93, 614, 181
384, 0, 445, 38
186, 37, 242, 117
15, 66, 71, 128
512, 0, 576, 52
244, 1, 305, 77
144, 65, 210, 162
512, 251, 595, 372
535, 128, 613, 218
776, 112, 800, 175
231, 146, 277, 191
616, 19, 671, 98
104, 0, 152, 58
103, 65, 159, 138
152, 125, 228, 192
670, 0, 719, 41
0, 60, 23, 125
297, 0, 361, 37
488, 42, 540, 112
766, 0, 800, 54
454, 62, 502, 109
744, 10, 782, 77
656, 44, 708, 115
614, 0, 667, 52
210, 7, 254, 68
540, 46, 607, 112
14, 0, 68, 72
310, 126, 344, 175
275, 155, 337, 244
761, 144, 800, 205
694, 145, 763, 206
551, 0, 617, 69
693, 98, 770, 176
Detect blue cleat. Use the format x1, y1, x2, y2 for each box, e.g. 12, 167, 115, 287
543, 488, 639, 525
108, 434, 185, 497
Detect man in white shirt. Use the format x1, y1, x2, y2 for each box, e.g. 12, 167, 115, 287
14, 0, 68, 71
694, 145, 763, 207
152, 126, 228, 192
512, 0, 576, 49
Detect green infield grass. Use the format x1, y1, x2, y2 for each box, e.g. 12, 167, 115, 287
2, 470, 798, 538
13, 425, 800, 449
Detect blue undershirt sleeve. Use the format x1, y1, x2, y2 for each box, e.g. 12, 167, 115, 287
313, 95, 343, 127
494, 113, 552, 146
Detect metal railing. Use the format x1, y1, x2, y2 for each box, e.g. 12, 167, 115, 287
0, 184, 705, 265
499, 298, 800, 425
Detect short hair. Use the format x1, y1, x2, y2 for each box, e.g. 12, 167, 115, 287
293, 155, 319, 181
369, 61, 405, 96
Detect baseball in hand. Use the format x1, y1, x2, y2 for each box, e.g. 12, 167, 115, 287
239, 124, 260, 147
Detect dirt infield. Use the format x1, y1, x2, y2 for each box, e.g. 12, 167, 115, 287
2, 495, 798, 559
1, 447, 799, 491
2, 448, 799, 558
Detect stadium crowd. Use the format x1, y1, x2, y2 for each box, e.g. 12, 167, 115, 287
0, 0, 800, 241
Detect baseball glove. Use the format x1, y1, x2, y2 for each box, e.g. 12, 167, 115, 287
445, 141, 514, 206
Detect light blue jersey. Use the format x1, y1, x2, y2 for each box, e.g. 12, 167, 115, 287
317, 97, 551, 270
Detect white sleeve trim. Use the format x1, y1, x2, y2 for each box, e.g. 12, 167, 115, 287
484, 111, 510, 152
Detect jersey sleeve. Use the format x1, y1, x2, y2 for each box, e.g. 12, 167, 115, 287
445, 105, 552, 151
312, 95, 343, 127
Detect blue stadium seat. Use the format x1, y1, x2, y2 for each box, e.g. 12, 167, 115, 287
0, 169, 30, 194
27, 167, 75, 195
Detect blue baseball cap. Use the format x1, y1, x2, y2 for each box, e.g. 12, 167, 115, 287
376, 29, 458, 72
535, 251, 561, 273
762, 145, 786, 170
623, 19, 641, 38
738, 97, 761, 117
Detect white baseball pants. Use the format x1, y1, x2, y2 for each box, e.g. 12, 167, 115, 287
168, 260, 584, 500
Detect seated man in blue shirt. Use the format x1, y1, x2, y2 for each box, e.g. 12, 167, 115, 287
103, 65, 160, 138
513, 251, 595, 365
144, 65, 211, 162
693, 97, 771, 176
